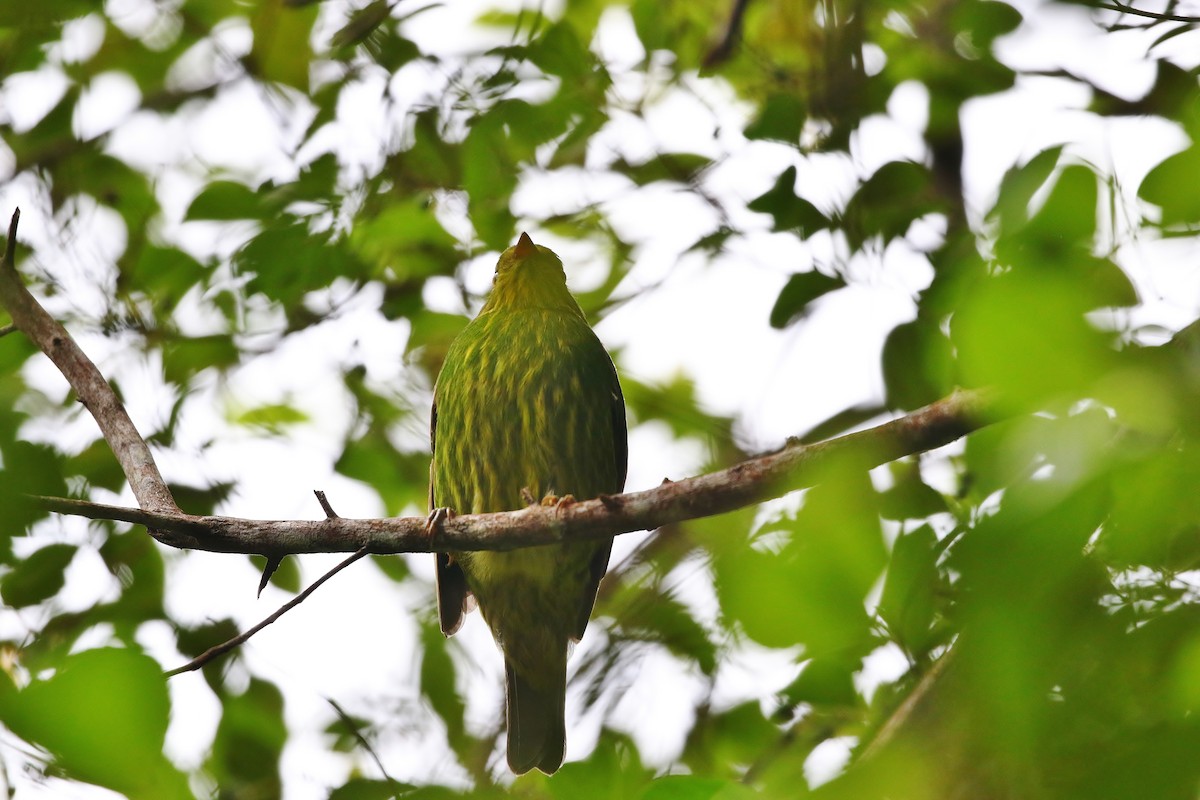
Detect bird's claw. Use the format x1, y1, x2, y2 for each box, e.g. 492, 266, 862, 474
521, 488, 575, 513
426, 507, 456, 538
542, 492, 576, 513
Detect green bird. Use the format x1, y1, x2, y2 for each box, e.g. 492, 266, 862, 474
429, 232, 627, 774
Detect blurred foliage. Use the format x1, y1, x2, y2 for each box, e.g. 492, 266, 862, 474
3, 0, 1200, 797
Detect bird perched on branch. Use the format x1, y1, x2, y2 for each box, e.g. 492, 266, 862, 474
429, 232, 627, 774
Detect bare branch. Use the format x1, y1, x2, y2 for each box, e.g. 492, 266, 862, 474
314, 489, 340, 519
1094, 1, 1200, 23
165, 546, 371, 677
704, 0, 753, 68
34, 388, 999, 554
0, 209, 179, 514
327, 698, 396, 783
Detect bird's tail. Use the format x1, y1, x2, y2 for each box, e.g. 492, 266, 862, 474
505, 656, 566, 775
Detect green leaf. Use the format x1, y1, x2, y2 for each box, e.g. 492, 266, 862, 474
420, 619, 466, 749
350, 197, 459, 280
992, 145, 1065, 233
462, 116, 518, 249
844, 161, 939, 247
1102, 445, 1200, 569
548, 729, 652, 798
619, 590, 717, 675
168, 481, 236, 516
621, 374, 732, 444
162, 334, 240, 386
612, 153, 713, 187
953, 269, 1116, 406
99, 530, 166, 624
677, 704, 779, 787
745, 93, 807, 144
400, 109, 461, 188
1140, 144, 1200, 226
955, 0, 1023, 48
119, 245, 210, 313
0, 441, 68, 536
335, 436, 429, 515
1, 543, 76, 607
329, 778, 421, 800
748, 166, 829, 236
1019, 163, 1097, 251
881, 317, 955, 410
878, 465, 948, 521
769, 271, 845, 329
779, 656, 859, 709
249, 0, 317, 90
640, 775, 755, 800
878, 525, 939, 653
331, 0, 393, 48
176, 618, 242, 677
528, 21, 591, 80
3, 648, 190, 799
715, 471, 884, 654
185, 180, 264, 221
238, 222, 369, 310
232, 402, 310, 435
209, 677, 286, 796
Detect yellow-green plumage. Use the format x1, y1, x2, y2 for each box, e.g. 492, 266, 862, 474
430, 233, 626, 775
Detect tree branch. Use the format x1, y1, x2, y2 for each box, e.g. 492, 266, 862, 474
32, 387, 998, 554
5, 207, 1002, 557
0, 209, 179, 514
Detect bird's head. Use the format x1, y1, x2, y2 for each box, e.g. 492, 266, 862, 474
483, 232, 583, 317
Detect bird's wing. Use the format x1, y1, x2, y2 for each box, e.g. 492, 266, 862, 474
431, 398, 471, 636
573, 376, 627, 640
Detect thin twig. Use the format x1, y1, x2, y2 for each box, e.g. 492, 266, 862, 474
704, 0, 754, 67
165, 546, 371, 677
1095, 1, 1200, 22
327, 698, 395, 782
0, 323, 14, 338
315, 489, 339, 518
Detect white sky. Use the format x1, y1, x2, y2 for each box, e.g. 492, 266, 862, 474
2, 0, 1200, 796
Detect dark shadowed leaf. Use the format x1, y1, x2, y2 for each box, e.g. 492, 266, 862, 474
746, 94, 807, 143
882, 317, 955, 411
878, 525, 938, 654
420, 618, 466, 750
185, 180, 265, 221
748, 166, 829, 236
779, 656, 860, 709
0, 543, 76, 607
209, 677, 287, 796
769, 271, 845, 329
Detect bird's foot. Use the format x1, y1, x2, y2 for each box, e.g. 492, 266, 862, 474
520, 488, 575, 513
425, 506, 456, 539
541, 492, 576, 513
